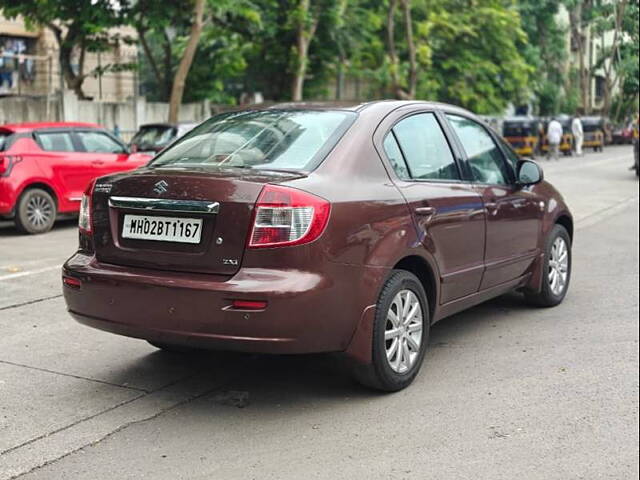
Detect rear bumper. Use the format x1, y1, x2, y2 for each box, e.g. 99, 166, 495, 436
63, 252, 387, 355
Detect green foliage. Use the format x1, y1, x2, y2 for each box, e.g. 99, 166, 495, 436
1, 0, 637, 116
518, 0, 567, 115
421, 1, 532, 113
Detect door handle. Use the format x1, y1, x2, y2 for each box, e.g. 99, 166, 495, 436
92, 160, 105, 165
414, 206, 436, 216
484, 202, 498, 214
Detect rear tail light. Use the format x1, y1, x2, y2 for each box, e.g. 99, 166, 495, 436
248, 185, 331, 248
78, 179, 96, 234
0, 155, 22, 177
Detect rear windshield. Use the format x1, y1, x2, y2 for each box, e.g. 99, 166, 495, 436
149, 109, 357, 172
0, 131, 14, 151
131, 126, 175, 149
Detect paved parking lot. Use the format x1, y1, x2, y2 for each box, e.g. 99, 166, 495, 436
1, 146, 638, 479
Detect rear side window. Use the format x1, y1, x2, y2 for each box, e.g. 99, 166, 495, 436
390, 113, 459, 181
446, 115, 511, 185
0, 131, 14, 151
150, 110, 356, 172
382, 134, 410, 179
37, 132, 75, 152
76, 131, 125, 153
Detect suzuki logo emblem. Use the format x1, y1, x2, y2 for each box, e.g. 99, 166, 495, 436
153, 180, 168, 194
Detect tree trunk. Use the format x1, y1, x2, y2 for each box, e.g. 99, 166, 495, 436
601, 0, 627, 117
137, 27, 164, 90
291, 0, 319, 101
336, 46, 346, 100
386, 0, 401, 98
49, 23, 89, 100
401, 0, 416, 99
168, 0, 205, 123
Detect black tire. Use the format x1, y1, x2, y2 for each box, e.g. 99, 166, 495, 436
147, 341, 200, 354
525, 224, 572, 307
14, 188, 57, 234
352, 270, 430, 392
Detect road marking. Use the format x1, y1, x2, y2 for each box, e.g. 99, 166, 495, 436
0, 256, 64, 270
0, 265, 61, 281
575, 195, 639, 231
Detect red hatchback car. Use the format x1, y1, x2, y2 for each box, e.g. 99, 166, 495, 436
0, 122, 152, 233
63, 102, 573, 391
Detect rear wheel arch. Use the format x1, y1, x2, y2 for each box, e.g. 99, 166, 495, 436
393, 255, 438, 321
18, 182, 59, 208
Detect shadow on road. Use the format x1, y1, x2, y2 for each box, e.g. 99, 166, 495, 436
0, 217, 78, 237
99, 291, 533, 408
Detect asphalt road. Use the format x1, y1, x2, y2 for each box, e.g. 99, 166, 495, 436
1, 145, 638, 480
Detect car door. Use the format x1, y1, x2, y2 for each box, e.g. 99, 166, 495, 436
73, 129, 131, 177
380, 110, 486, 304
34, 129, 97, 203
445, 114, 543, 290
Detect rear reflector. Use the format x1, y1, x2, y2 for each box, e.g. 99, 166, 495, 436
231, 300, 267, 310
248, 185, 330, 248
63, 276, 82, 289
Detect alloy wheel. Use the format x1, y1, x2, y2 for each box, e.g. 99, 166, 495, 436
384, 289, 423, 374
26, 194, 54, 229
548, 237, 569, 296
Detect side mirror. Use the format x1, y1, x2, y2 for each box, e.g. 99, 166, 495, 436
517, 159, 543, 185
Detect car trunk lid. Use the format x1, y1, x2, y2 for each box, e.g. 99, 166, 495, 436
91, 167, 305, 275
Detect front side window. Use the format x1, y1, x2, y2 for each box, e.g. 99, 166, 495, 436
390, 113, 459, 181
76, 131, 125, 153
446, 115, 511, 185
37, 132, 75, 152
150, 110, 356, 172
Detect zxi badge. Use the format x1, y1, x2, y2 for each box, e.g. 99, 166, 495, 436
153, 180, 169, 194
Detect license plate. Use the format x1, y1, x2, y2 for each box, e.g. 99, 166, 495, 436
122, 214, 202, 244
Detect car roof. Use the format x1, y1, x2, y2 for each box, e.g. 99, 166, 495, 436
139, 122, 196, 128
236, 100, 477, 119
0, 122, 102, 133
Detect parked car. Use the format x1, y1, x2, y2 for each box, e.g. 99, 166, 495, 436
62, 102, 573, 391
0, 122, 152, 234
612, 122, 635, 145
129, 122, 198, 154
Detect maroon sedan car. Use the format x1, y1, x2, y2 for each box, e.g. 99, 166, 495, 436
62, 101, 573, 391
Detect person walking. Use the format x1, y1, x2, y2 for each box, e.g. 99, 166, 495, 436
547, 118, 563, 161
572, 115, 584, 156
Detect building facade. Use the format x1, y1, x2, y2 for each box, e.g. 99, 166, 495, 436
0, 14, 136, 102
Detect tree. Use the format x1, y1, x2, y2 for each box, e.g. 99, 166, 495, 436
592, 0, 634, 117
0, 0, 127, 99
387, 0, 417, 99
290, 0, 320, 100
168, 0, 205, 122
419, 0, 531, 113
130, 0, 259, 117
518, 0, 568, 115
